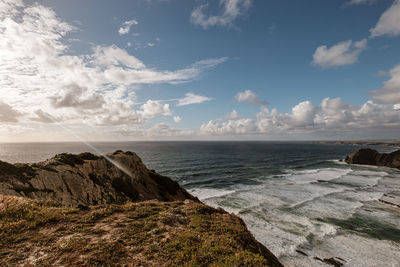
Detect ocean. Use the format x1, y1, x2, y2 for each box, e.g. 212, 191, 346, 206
1, 141, 399, 266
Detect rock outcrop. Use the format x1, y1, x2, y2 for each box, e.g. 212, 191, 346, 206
0, 151, 283, 266
0, 150, 196, 205
345, 148, 400, 169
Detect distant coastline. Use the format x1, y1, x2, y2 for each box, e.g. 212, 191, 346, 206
319, 141, 400, 147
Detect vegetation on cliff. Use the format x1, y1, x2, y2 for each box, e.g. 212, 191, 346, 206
0, 196, 282, 266
0, 151, 282, 266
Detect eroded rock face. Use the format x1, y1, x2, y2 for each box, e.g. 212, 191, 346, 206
0, 151, 197, 205
345, 148, 400, 169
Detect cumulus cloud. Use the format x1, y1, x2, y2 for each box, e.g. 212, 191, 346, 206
140, 100, 171, 118
371, 64, 400, 104
235, 89, 267, 105
118, 19, 138, 35
201, 118, 257, 135
312, 39, 367, 68
370, 0, 400, 37
226, 110, 239, 120
0, 1, 226, 128
173, 116, 182, 123
200, 97, 400, 136
190, 0, 252, 29
177, 93, 212, 106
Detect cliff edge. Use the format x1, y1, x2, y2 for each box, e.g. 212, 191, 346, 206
0, 151, 282, 266
0, 150, 196, 205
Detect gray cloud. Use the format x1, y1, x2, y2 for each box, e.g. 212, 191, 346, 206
235, 89, 268, 105
0, 101, 23, 122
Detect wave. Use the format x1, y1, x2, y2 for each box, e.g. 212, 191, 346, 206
188, 188, 236, 201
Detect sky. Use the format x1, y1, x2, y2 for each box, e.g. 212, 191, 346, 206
0, 0, 400, 142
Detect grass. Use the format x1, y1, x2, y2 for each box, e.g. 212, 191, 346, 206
0, 197, 281, 266
0, 161, 37, 178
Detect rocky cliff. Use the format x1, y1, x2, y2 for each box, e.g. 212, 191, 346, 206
0, 151, 196, 205
0, 151, 282, 266
345, 148, 400, 169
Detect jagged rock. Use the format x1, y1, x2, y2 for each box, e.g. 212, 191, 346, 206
345, 148, 400, 169
0, 151, 197, 205
314, 256, 345, 266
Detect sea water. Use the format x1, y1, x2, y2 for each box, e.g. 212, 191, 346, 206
1, 142, 399, 266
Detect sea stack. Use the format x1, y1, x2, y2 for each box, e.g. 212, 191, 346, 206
345, 148, 400, 169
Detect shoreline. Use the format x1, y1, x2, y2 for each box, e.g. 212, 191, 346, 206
319, 141, 400, 147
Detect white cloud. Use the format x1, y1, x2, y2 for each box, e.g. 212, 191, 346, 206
0, 1, 226, 129
235, 89, 267, 105
290, 101, 316, 127
371, 64, 400, 104
200, 97, 400, 136
92, 45, 145, 69
370, 0, 400, 37
140, 100, 171, 118
312, 39, 367, 68
190, 0, 252, 29
0, 0, 24, 17
102, 57, 227, 85
147, 42, 155, 47
173, 116, 182, 123
118, 19, 138, 35
201, 118, 257, 135
226, 110, 239, 120
346, 0, 374, 5
177, 93, 212, 106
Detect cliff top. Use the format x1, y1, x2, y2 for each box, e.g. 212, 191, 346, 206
0, 195, 282, 266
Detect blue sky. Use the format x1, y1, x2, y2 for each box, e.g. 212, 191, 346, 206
0, 0, 400, 141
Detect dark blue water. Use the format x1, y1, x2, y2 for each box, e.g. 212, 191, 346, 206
0, 142, 399, 266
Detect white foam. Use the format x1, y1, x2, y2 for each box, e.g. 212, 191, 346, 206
284, 168, 352, 184
189, 164, 400, 266
188, 188, 235, 201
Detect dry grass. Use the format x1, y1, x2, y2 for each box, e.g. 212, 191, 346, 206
0, 196, 281, 266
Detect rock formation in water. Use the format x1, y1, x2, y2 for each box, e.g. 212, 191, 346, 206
346, 148, 400, 209
0, 151, 282, 266
345, 148, 400, 169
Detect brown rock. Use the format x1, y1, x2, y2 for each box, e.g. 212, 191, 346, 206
345, 148, 400, 169
0, 150, 197, 205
